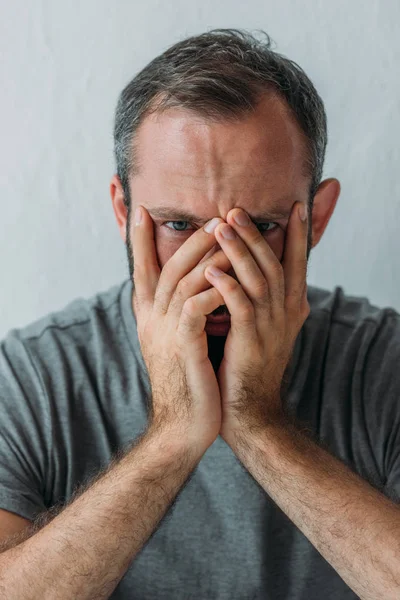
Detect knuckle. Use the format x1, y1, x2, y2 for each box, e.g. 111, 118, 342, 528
225, 278, 239, 293
177, 276, 191, 296
271, 262, 283, 280
253, 278, 268, 298
182, 296, 198, 315
296, 258, 307, 274
214, 289, 225, 304
285, 296, 298, 314
302, 301, 311, 319
239, 301, 254, 320
236, 246, 250, 261
285, 288, 299, 303
252, 233, 266, 248
207, 249, 232, 270
159, 259, 172, 280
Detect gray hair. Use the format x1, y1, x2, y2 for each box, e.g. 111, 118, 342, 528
113, 28, 328, 210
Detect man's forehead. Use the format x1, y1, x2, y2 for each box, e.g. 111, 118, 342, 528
132, 96, 310, 218
136, 95, 306, 175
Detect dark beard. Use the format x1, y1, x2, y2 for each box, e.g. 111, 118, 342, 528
126, 207, 135, 282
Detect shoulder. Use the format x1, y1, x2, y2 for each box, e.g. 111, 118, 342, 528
17, 279, 127, 339
306, 284, 400, 353
4, 279, 128, 346
307, 284, 399, 326
298, 284, 400, 401
0, 279, 131, 385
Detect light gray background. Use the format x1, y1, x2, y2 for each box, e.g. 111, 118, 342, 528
1, 0, 399, 339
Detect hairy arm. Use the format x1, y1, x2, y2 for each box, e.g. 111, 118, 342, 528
224, 418, 400, 600
0, 428, 204, 600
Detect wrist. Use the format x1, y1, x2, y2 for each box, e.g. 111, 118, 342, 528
221, 409, 291, 450
143, 424, 209, 464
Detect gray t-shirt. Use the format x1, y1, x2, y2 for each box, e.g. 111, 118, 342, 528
0, 278, 399, 599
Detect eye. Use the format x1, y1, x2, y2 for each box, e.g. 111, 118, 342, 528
163, 221, 279, 234
164, 221, 194, 232
256, 222, 279, 233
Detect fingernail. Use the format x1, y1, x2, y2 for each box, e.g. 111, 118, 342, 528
233, 211, 250, 226
220, 224, 236, 239
207, 265, 224, 277
135, 207, 142, 226
204, 218, 221, 234
299, 203, 307, 222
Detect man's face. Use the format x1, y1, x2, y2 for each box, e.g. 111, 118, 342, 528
126, 93, 311, 344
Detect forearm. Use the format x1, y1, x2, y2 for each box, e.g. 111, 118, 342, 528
227, 418, 400, 600
0, 428, 203, 600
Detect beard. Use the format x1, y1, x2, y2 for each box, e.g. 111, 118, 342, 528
126, 206, 135, 283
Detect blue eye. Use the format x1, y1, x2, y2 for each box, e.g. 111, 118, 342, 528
164, 221, 279, 233
256, 222, 279, 233
165, 221, 192, 232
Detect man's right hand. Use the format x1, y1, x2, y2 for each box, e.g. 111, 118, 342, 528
133, 205, 232, 453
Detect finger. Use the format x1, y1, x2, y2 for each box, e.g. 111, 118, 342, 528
213, 223, 268, 303
281, 201, 308, 310
178, 286, 225, 359
132, 205, 161, 312
214, 219, 284, 309
153, 217, 224, 315
226, 209, 285, 305
204, 267, 257, 338
167, 247, 232, 320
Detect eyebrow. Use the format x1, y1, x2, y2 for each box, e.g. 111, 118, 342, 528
147, 205, 293, 225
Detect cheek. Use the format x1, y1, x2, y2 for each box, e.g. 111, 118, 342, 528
130, 228, 179, 271
153, 230, 184, 269
266, 229, 285, 262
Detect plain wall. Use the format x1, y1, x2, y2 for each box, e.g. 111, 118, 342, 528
1, 0, 399, 338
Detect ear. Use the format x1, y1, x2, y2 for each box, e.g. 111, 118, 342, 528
310, 178, 341, 248
110, 174, 129, 243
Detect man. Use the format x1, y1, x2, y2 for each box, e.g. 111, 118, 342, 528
0, 28, 399, 599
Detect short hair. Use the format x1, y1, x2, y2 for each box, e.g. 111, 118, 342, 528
113, 28, 328, 210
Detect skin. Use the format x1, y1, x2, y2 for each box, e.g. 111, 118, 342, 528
110, 93, 341, 370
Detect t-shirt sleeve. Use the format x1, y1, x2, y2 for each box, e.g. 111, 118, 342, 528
362, 311, 400, 503
0, 329, 49, 521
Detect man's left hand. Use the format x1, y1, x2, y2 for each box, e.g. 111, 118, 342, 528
204, 201, 310, 443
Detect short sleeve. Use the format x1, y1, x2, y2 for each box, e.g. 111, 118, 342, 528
362, 311, 400, 503
0, 329, 50, 521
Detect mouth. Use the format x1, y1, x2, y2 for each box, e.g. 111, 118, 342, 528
207, 305, 231, 322
211, 304, 230, 316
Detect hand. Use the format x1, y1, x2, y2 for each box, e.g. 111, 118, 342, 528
133, 206, 233, 454
203, 201, 310, 443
